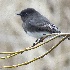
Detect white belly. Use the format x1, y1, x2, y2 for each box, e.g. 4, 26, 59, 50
27, 31, 50, 38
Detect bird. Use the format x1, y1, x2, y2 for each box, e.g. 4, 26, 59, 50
17, 8, 61, 46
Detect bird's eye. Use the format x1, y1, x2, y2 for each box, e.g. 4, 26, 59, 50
26, 13, 27, 14
25, 13, 28, 15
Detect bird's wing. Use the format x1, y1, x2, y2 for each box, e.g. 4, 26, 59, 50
28, 18, 61, 33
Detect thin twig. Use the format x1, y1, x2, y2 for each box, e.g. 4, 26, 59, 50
1, 33, 70, 54
0, 34, 60, 59
0, 34, 58, 54
0, 33, 70, 60
2, 35, 68, 68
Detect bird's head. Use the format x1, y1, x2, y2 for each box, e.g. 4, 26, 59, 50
17, 8, 37, 17
17, 8, 38, 22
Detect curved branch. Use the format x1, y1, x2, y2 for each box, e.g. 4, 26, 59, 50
2, 35, 68, 68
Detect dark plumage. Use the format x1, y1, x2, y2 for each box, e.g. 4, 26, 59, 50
17, 8, 61, 38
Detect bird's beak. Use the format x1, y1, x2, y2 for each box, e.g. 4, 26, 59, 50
17, 13, 21, 15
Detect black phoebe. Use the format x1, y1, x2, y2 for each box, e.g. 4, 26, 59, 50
17, 8, 61, 44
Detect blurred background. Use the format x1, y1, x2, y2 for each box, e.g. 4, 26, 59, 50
0, 0, 70, 70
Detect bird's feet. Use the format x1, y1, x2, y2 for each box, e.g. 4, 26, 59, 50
32, 37, 44, 47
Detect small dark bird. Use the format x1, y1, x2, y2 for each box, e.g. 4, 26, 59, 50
17, 8, 61, 45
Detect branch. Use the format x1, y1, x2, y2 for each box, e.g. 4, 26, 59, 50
0, 33, 70, 59
2, 35, 68, 68
1, 33, 69, 55
0, 34, 60, 59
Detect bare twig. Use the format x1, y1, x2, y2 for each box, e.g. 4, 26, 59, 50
0, 33, 68, 55
0, 33, 70, 60
0, 34, 60, 59
2, 35, 68, 68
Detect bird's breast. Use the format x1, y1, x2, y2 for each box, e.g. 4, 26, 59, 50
27, 31, 50, 38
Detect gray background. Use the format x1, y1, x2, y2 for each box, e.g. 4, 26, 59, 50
0, 0, 70, 70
